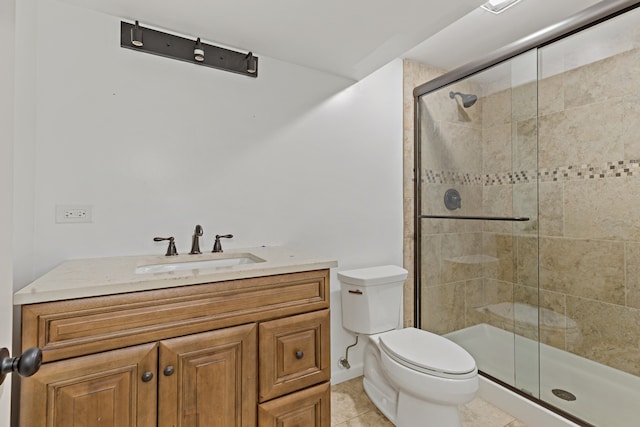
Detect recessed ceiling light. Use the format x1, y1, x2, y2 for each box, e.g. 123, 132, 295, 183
481, 0, 523, 14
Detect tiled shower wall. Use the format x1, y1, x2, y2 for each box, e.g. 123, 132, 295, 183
404, 41, 640, 377
534, 44, 640, 377
402, 60, 444, 328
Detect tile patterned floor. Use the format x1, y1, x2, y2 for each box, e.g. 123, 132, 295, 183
331, 377, 530, 427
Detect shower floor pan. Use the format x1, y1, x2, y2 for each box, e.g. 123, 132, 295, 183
446, 323, 640, 427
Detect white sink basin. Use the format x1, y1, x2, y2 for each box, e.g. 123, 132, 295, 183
135, 254, 264, 274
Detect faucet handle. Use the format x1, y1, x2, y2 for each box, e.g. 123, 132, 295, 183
154, 236, 178, 256
212, 234, 233, 253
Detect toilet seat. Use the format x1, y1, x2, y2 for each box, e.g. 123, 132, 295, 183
379, 328, 476, 379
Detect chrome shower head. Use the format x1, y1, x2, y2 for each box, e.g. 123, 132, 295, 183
449, 91, 478, 108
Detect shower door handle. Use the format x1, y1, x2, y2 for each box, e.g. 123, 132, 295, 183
0, 347, 43, 385
421, 215, 530, 222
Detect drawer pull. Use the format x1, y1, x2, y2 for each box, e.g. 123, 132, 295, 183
163, 365, 175, 376
348, 290, 363, 295
141, 371, 154, 382
295, 351, 304, 360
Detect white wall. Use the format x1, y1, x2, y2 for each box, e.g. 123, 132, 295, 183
14, 0, 404, 387
0, 0, 15, 425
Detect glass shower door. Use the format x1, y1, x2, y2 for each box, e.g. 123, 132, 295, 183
416, 50, 539, 397
534, 7, 640, 425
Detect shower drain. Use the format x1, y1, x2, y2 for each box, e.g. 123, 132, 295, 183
552, 388, 577, 401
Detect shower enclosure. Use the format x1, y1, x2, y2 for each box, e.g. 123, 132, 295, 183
414, 2, 640, 426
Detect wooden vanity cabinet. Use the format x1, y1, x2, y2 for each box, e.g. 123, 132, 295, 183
20, 342, 159, 426
19, 269, 331, 427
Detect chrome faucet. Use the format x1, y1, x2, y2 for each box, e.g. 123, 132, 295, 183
189, 225, 203, 254
212, 234, 233, 253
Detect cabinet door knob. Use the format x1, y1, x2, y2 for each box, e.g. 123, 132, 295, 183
141, 371, 154, 382
163, 365, 175, 376
295, 351, 304, 360
0, 347, 43, 385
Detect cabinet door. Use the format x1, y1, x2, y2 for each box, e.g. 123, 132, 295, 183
158, 323, 257, 427
258, 382, 330, 427
20, 342, 157, 427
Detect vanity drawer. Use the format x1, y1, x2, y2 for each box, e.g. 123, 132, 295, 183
22, 270, 329, 363
259, 309, 330, 402
258, 381, 330, 426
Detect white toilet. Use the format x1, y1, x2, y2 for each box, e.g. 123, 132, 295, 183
339, 265, 478, 427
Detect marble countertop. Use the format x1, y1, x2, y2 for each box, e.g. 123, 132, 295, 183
14, 246, 337, 305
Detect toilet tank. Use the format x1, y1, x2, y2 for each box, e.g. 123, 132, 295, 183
339, 265, 408, 335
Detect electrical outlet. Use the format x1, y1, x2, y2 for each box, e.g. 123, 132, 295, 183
56, 205, 92, 223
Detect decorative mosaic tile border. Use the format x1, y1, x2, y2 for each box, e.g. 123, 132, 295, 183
538, 159, 639, 183
424, 159, 640, 186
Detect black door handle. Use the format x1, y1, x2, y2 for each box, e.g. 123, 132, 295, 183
0, 347, 43, 385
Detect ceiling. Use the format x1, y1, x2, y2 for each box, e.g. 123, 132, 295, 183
403, 0, 604, 71
59, 0, 606, 80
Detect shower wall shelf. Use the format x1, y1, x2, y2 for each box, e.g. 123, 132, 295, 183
420, 215, 530, 221
444, 255, 499, 265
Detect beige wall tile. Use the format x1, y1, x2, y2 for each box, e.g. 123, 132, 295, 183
564, 177, 640, 241
538, 74, 564, 116
422, 120, 483, 172
621, 94, 640, 159
566, 296, 640, 376
513, 182, 538, 235
421, 234, 441, 287
482, 185, 513, 234
402, 196, 413, 238
539, 237, 625, 305
626, 242, 640, 309
466, 279, 515, 331
513, 284, 537, 306
513, 285, 539, 341
441, 232, 484, 283
512, 81, 537, 123
515, 118, 537, 172
539, 182, 564, 237
403, 236, 415, 328
482, 233, 515, 284
483, 124, 512, 174
483, 89, 511, 129
422, 281, 466, 334
540, 290, 569, 350
513, 285, 540, 340
515, 235, 538, 289
421, 216, 480, 235
403, 60, 445, 327
538, 98, 625, 168
563, 49, 640, 109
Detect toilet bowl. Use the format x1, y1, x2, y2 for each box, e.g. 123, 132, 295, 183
339, 266, 478, 427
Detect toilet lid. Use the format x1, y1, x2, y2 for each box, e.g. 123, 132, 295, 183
337, 265, 408, 286
379, 328, 476, 379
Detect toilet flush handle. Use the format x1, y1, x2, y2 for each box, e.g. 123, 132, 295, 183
348, 289, 363, 295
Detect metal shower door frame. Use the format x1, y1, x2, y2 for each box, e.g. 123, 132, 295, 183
412, 0, 640, 328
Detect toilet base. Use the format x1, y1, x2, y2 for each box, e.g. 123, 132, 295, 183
396, 391, 462, 427
362, 334, 473, 427
363, 376, 398, 424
